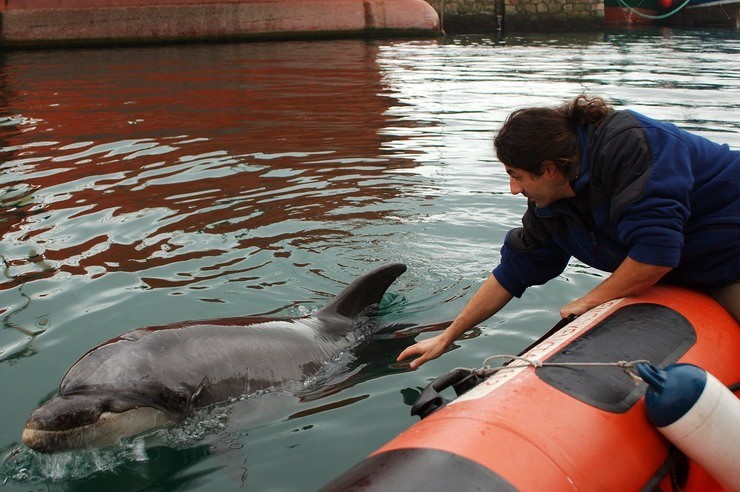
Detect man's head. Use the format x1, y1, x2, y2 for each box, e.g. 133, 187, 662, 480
494, 95, 613, 200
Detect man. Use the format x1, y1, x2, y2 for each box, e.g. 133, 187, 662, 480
398, 95, 739, 369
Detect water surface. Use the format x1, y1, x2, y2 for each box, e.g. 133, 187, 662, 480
1, 30, 738, 490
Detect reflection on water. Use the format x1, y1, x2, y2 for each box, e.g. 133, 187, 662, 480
1, 31, 739, 491
0, 42, 425, 294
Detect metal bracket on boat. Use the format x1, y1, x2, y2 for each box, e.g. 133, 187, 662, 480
411, 368, 486, 419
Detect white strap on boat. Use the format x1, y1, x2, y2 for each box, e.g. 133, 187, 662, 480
470, 354, 651, 385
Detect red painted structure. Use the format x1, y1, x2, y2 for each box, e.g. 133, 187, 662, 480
0, 0, 440, 47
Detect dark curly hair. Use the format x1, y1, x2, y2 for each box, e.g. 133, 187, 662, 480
494, 95, 613, 176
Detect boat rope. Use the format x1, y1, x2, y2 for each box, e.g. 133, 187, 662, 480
466, 354, 651, 384
616, 0, 692, 20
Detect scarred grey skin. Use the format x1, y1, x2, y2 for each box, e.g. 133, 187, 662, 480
23, 263, 407, 453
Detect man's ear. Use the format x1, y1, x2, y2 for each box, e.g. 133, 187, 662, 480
542, 160, 561, 179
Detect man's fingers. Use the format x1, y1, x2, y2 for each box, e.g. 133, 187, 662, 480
397, 344, 419, 362
408, 353, 431, 370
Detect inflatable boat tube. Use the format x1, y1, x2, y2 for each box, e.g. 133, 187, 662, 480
322, 285, 740, 491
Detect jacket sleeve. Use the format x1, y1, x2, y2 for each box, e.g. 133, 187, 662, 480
593, 118, 690, 268
492, 212, 571, 298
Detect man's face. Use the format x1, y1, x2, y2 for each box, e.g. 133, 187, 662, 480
505, 165, 564, 208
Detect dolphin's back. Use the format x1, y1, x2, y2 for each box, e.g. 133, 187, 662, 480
57, 264, 408, 408
59, 318, 336, 407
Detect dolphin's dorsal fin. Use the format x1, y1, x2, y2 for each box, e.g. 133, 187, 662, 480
316, 263, 406, 320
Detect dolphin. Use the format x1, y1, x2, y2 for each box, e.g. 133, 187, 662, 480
22, 263, 407, 453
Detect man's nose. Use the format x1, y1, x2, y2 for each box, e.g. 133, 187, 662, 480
510, 177, 523, 195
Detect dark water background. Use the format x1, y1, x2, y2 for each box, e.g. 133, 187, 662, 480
1, 29, 738, 490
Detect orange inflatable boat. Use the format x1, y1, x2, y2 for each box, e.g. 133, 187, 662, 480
323, 286, 740, 491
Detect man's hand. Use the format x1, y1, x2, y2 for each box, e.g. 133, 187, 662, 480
560, 257, 671, 318
396, 274, 515, 370
560, 297, 595, 318
396, 334, 451, 370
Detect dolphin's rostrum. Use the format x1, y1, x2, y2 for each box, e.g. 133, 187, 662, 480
23, 263, 407, 453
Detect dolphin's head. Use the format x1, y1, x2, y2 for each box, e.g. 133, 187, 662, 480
22, 327, 212, 453
22, 384, 193, 453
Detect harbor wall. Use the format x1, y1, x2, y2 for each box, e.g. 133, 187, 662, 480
423, 0, 502, 33
424, 0, 604, 32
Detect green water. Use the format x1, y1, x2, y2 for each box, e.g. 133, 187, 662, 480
1, 30, 738, 490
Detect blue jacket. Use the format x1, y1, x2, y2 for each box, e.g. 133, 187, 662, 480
493, 110, 740, 298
